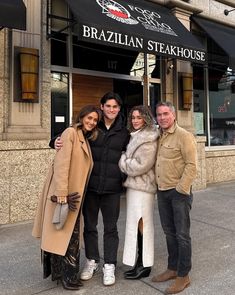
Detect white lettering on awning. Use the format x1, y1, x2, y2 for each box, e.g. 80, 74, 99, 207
147, 40, 206, 62
82, 25, 206, 62
83, 25, 143, 49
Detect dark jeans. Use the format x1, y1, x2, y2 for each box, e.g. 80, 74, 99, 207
157, 189, 193, 277
83, 191, 121, 265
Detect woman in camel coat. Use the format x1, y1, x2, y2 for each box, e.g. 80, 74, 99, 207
32, 105, 100, 290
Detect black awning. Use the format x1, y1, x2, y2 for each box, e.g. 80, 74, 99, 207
66, 0, 206, 64
192, 16, 235, 69
0, 0, 26, 30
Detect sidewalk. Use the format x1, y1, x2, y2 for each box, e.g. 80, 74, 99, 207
1, 181, 235, 295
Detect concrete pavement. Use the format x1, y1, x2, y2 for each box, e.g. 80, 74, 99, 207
1, 181, 235, 295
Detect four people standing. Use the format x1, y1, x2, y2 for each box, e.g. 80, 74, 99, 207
33, 96, 197, 295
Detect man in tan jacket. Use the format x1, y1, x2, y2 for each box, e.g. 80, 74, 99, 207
152, 101, 197, 294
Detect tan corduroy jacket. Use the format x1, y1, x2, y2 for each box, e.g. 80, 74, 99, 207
155, 122, 197, 195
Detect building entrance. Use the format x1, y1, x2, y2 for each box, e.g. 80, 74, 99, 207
72, 74, 143, 122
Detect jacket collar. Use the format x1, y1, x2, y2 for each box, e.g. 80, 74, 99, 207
160, 121, 177, 135
99, 113, 125, 132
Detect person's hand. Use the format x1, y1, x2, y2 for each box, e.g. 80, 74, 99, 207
50, 195, 67, 203
67, 192, 80, 211
55, 136, 63, 151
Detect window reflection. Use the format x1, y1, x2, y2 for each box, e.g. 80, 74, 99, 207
130, 53, 144, 77
193, 34, 235, 147
51, 73, 69, 138
210, 67, 235, 146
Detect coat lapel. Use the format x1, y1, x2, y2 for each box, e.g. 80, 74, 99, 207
77, 129, 90, 158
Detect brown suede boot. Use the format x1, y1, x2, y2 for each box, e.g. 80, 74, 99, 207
165, 275, 190, 294
151, 269, 177, 282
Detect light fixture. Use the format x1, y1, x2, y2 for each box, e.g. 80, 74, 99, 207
19, 48, 39, 100
181, 73, 193, 110
224, 8, 235, 16
166, 58, 174, 74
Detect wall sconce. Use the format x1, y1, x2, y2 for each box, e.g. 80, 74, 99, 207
166, 59, 174, 74
19, 47, 39, 100
181, 72, 193, 110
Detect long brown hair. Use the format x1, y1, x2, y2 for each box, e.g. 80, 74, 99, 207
127, 105, 156, 132
73, 105, 101, 141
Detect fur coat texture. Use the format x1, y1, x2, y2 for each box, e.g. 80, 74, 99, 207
119, 125, 159, 194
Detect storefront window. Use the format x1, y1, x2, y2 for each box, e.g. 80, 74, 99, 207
51, 33, 68, 66
130, 53, 144, 77
150, 83, 161, 115
209, 67, 235, 145
73, 39, 139, 75
49, 0, 69, 66
193, 65, 207, 137
148, 55, 161, 79
193, 37, 235, 146
51, 72, 69, 137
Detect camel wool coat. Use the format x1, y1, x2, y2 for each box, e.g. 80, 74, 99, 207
32, 127, 93, 256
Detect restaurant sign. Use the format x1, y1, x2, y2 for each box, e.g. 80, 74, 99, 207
68, 0, 207, 63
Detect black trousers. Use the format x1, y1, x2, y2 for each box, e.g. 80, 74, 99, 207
83, 191, 121, 265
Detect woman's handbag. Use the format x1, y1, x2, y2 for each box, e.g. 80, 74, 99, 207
52, 202, 69, 230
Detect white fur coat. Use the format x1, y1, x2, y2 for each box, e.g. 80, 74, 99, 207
119, 125, 159, 194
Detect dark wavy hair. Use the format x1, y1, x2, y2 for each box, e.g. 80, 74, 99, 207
127, 105, 156, 132
100, 91, 123, 107
73, 105, 101, 141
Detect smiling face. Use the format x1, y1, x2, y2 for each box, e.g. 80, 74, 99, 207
82, 111, 99, 132
156, 105, 176, 131
101, 98, 121, 124
131, 110, 145, 131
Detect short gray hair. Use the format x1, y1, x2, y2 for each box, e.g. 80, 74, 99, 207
156, 101, 175, 113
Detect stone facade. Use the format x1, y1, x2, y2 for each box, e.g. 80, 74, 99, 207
0, 0, 235, 224
0, 141, 54, 224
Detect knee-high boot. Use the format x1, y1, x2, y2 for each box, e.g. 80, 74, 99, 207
124, 230, 151, 279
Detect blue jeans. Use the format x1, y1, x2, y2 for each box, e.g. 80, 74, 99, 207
157, 189, 193, 277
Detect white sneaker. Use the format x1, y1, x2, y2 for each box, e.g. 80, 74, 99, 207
80, 259, 99, 280
103, 263, 115, 286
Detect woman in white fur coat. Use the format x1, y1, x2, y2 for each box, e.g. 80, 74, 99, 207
119, 105, 159, 280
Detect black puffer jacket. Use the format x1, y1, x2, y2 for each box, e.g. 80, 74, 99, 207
88, 114, 130, 194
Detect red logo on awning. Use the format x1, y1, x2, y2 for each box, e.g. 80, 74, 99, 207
96, 0, 139, 25
108, 5, 128, 19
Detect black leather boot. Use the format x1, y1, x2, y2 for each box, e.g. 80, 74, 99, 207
124, 230, 151, 279
61, 279, 82, 290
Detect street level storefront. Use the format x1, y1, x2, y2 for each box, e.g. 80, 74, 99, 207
191, 15, 235, 183
49, 0, 206, 136
1, 0, 235, 225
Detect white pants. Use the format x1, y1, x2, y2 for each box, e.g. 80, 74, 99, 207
123, 188, 155, 267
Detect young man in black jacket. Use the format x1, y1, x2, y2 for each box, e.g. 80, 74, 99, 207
51, 92, 129, 286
